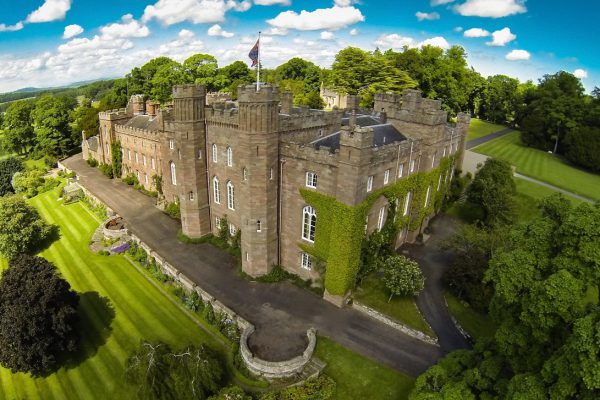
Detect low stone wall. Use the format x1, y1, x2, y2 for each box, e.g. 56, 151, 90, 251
352, 301, 438, 346
102, 218, 129, 240
240, 325, 317, 380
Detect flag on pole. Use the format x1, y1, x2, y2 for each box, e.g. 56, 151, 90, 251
249, 38, 259, 67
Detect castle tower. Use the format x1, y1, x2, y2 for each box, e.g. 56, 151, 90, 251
237, 84, 280, 276
169, 84, 211, 238
336, 125, 375, 206
98, 108, 129, 166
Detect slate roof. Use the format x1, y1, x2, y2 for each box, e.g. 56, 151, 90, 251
311, 123, 406, 151
122, 115, 160, 131
341, 115, 382, 127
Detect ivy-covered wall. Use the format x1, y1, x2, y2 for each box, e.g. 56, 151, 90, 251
300, 156, 455, 296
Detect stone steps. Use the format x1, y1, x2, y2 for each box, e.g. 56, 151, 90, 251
297, 357, 327, 382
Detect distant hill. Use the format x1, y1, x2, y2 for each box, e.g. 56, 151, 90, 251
6, 79, 110, 95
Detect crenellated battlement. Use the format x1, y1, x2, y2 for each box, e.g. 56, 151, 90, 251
173, 84, 206, 99
205, 106, 239, 127
115, 124, 161, 141
238, 84, 279, 103
282, 141, 339, 164
279, 109, 342, 132
99, 108, 129, 120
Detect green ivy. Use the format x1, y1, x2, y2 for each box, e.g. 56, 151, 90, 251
299, 156, 455, 296
111, 141, 122, 178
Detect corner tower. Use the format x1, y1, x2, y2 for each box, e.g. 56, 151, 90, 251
237, 84, 280, 276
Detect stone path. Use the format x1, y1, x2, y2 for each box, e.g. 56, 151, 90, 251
62, 154, 468, 376
514, 172, 594, 203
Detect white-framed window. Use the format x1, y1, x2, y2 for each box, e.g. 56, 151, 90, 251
410, 159, 415, 173
431, 153, 436, 168
151, 157, 156, 170
437, 175, 443, 191
143, 155, 147, 166
198, 149, 202, 159
306, 171, 317, 188
144, 174, 148, 185
403, 192, 412, 216
128, 150, 131, 160
424, 185, 432, 208
256, 220, 261, 232
213, 176, 220, 204
189, 191, 194, 201
170, 161, 176, 185
227, 181, 235, 210
212, 144, 218, 163
169, 139, 174, 150
301, 252, 312, 270
269, 168, 273, 180
364, 215, 369, 233
135, 152, 139, 163
246, 252, 249, 261
226, 146, 233, 167
215, 216, 221, 230
443, 147, 447, 157
377, 206, 386, 231
398, 163, 404, 178
243, 168, 248, 181
302, 206, 317, 242
367, 176, 373, 192
136, 170, 140, 180
384, 169, 390, 185
229, 223, 236, 236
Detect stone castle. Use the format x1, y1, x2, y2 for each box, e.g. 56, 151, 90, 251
83, 84, 470, 305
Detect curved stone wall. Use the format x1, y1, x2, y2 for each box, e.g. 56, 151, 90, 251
240, 325, 316, 379
102, 217, 128, 240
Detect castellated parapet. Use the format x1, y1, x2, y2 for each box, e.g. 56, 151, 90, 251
99, 108, 129, 120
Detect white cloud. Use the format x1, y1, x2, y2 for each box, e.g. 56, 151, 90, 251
142, 0, 251, 26
267, 5, 364, 31
574, 69, 588, 79
505, 49, 530, 61
254, 0, 290, 5
263, 27, 288, 36
416, 11, 440, 21
62, 24, 83, 39
0, 22, 24, 32
375, 34, 450, 50
350, 28, 358, 36
453, 26, 463, 32
455, 0, 526, 18
320, 31, 334, 40
26, 0, 71, 23
100, 15, 149, 40
463, 27, 490, 37
207, 24, 234, 37
431, 0, 455, 5
334, 0, 356, 6
486, 27, 516, 46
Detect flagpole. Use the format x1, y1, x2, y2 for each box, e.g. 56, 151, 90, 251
256, 31, 261, 92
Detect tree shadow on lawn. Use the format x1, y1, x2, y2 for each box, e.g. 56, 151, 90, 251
62, 291, 116, 371
31, 224, 61, 255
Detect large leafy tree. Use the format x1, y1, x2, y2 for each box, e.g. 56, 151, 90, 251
2, 101, 35, 155
0, 195, 57, 259
466, 158, 516, 227
383, 255, 425, 301
128, 57, 178, 99
0, 156, 24, 196
31, 94, 77, 156
183, 53, 227, 91
478, 75, 521, 125
70, 101, 100, 140
0, 255, 80, 376
410, 195, 600, 400
151, 62, 191, 104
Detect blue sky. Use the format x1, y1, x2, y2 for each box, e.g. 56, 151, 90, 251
0, 0, 596, 93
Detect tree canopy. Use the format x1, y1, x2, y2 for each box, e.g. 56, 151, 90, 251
0, 255, 80, 376
0, 156, 24, 196
2, 101, 35, 155
383, 255, 425, 301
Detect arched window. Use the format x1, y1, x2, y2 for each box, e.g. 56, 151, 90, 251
256, 220, 261, 232
170, 161, 176, 185
212, 176, 220, 204
403, 191, 412, 216
424, 185, 432, 208
227, 181, 235, 210
243, 168, 248, 181
302, 206, 317, 242
212, 143, 218, 163
226, 146, 233, 167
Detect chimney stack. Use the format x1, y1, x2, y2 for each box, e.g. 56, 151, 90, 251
281, 91, 293, 115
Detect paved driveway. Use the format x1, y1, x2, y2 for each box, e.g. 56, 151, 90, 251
62, 155, 464, 376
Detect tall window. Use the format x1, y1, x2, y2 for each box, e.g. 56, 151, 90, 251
410, 159, 415, 173
189, 191, 195, 201
215, 216, 221, 230
431, 153, 436, 168
384, 169, 390, 185
306, 171, 317, 188
302, 206, 317, 242
443, 147, 447, 157
424, 185, 432, 208
143, 155, 147, 166
398, 163, 404, 178
213, 176, 220, 204
170, 161, 176, 185
301, 253, 312, 270
229, 223, 236, 236
128, 150, 131, 160
377, 206, 386, 231
437, 175, 443, 191
144, 174, 148, 185
243, 168, 248, 181
151, 157, 156, 170
227, 181, 235, 210
364, 215, 369, 233
169, 139, 174, 150
135, 152, 139, 163
226, 146, 233, 167
403, 192, 412, 216
367, 176, 373, 192
256, 220, 261, 232
212, 144, 218, 163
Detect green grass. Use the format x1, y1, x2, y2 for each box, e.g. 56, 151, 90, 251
473, 131, 600, 201
444, 291, 496, 341
467, 118, 510, 141
315, 336, 414, 400
0, 188, 228, 400
354, 275, 435, 338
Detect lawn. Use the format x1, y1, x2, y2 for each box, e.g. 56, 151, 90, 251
315, 336, 415, 400
467, 118, 510, 141
473, 131, 600, 201
0, 188, 227, 400
444, 292, 496, 341
353, 274, 435, 338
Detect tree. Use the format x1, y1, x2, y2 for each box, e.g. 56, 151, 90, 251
479, 75, 521, 125
382, 255, 424, 301
128, 57, 178, 99
11, 168, 45, 198
0, 195, 57, 259
70, 103, 100, 139
183, 54, 224, 91
31, 95, 77, 156
151, 62, 191, 104
0, 255, 80, 375
0, 156, 24, 196
2, 101, 35, 155
564, 125, 600, 172
466, 158, 516, 227
125, 341, 224, 400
